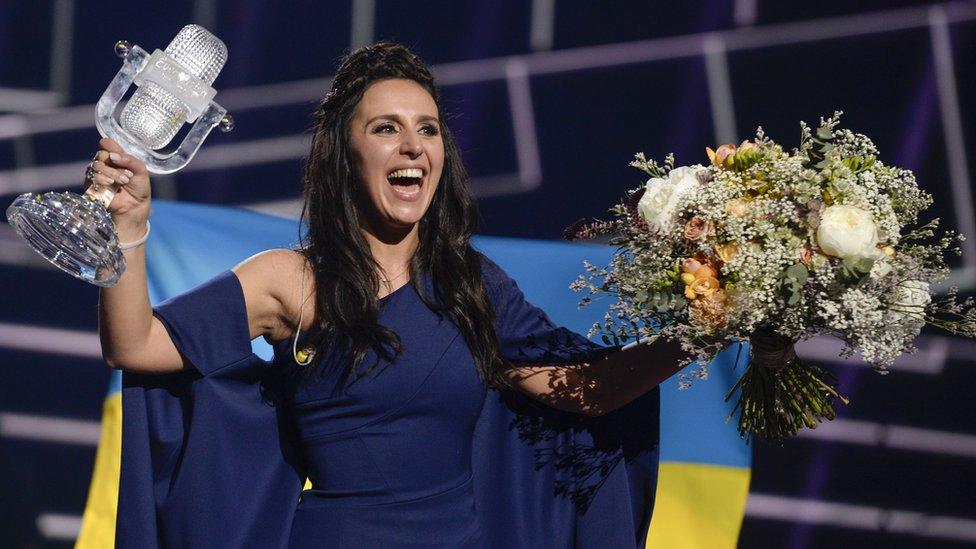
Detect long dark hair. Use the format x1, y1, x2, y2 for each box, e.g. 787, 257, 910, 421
295, 42, 509, 388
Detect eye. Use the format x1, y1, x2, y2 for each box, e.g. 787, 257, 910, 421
420, 124, 440, 137
373, 123, 396, 134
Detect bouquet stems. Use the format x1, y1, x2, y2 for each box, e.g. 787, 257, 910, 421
725, 355, 849, 441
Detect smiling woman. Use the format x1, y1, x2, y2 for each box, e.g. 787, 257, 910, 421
292, 43, 514, 388
108, 41, 691, 548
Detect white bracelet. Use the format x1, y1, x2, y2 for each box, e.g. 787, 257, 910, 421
119, 220, 151, 251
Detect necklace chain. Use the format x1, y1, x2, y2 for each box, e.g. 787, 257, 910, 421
380, 264, 410, 285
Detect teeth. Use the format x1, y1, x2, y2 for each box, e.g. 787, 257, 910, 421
388, 168, 423, 179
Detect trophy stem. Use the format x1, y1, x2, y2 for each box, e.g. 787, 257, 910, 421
85, 182, 117, 209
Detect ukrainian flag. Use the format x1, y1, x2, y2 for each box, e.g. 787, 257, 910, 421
75, 200, 750, 548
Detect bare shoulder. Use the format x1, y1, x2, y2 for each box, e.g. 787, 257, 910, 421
232, 248, 305, 283
231, 248, 311, 343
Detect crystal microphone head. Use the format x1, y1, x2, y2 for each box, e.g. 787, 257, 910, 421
119, 24, 227, 150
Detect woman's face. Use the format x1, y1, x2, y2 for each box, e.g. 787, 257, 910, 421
349, 78, 444, 238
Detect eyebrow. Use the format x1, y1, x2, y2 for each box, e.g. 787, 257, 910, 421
365, 113, 440, 127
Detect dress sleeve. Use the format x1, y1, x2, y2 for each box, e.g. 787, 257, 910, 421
481, 256, 619, 365
150, 269, 254, 376
118, 269, 305, 548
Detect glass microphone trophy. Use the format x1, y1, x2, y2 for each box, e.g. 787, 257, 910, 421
5, 24, 234, 286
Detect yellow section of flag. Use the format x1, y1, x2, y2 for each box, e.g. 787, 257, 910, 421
646, 461, 751, 549
75, 393, 122, 549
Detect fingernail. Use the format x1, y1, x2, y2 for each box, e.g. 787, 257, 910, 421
110, 152, 121, 161
124, 169, 134, 178
119, 174, 130, 184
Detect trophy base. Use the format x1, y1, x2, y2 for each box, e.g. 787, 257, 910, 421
6, 191, 125, 287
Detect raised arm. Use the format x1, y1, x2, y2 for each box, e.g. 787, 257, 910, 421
92, 137, 176, 373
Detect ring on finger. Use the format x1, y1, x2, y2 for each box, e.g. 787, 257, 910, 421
85, 162, 98, 181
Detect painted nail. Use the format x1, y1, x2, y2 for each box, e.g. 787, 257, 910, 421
119, 174, 130, 184
124, 169, 134, 178
110, 152, 121, 161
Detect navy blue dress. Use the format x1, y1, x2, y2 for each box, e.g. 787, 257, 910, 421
118, 256, 661, 548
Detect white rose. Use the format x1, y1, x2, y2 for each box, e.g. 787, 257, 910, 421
890, 280, 931, 321
637, 166, 701, 232
637, 176, 669, 230
816, 205, 879, 260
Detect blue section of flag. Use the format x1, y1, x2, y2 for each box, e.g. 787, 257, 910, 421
658, 343, 752, 468
469, 236, 613, 335
107, 369, 122, 396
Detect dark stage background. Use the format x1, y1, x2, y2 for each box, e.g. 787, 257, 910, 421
1, 1, 975, 547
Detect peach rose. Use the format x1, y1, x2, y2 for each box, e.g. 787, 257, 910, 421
680, 257, 721, 299
684, 217, 716, 242
697, 263, 718, 279
707, 144, 737, 166
690, 276, 720, 296
680, 258, 717, 280
681, 257, 703, 274
799, 247, 813, 266
706, 140, 758, 168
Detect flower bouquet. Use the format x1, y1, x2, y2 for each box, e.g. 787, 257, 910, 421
567, 112, 976, 441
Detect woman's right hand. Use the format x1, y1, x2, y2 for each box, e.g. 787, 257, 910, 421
84, 137, 152, 222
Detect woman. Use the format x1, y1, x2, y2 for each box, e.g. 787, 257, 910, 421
94, 43, 691, 548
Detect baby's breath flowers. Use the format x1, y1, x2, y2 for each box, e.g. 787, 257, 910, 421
569, 112, 976, 441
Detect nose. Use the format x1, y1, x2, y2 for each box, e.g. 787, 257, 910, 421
399, 132, 423, 158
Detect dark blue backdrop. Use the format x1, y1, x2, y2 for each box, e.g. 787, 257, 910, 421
1, 1, 974, 547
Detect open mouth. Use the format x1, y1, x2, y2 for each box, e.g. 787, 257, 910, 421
387, 167, 425, 200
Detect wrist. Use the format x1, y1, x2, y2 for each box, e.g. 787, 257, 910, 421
118, 220, 150, 253
112, 206, 148, 221
112, 208, 150, 239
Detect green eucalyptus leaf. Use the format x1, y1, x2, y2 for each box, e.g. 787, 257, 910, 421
786, 263, 809, 282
